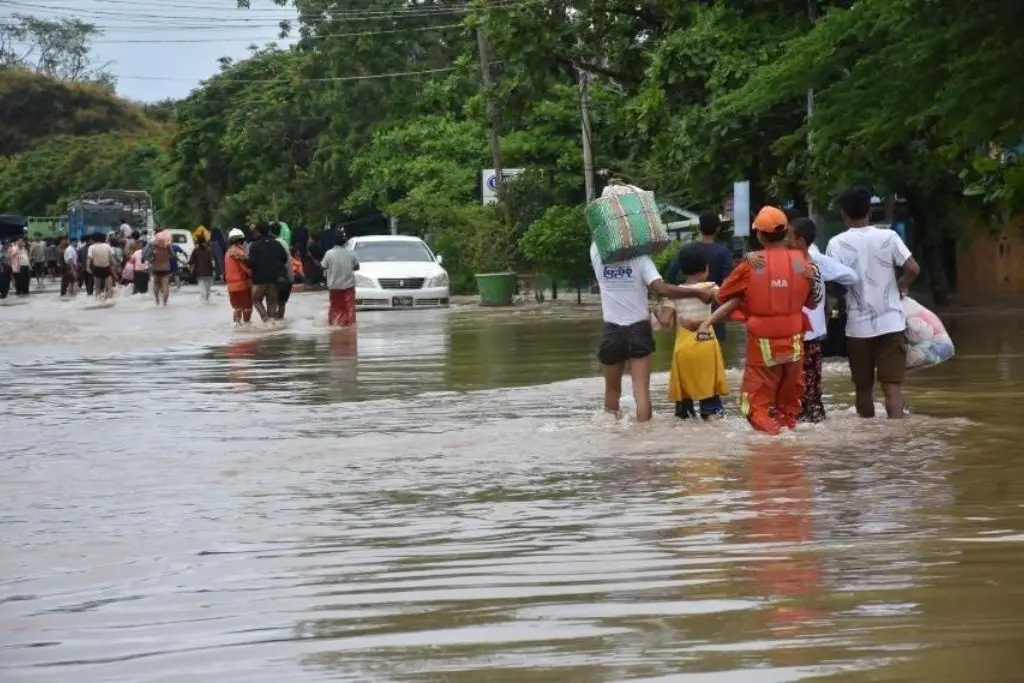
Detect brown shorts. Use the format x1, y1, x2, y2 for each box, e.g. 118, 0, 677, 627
847, 331, 906, 388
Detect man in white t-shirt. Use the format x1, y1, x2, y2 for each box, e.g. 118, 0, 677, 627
825, 187, 920, 419
590, 243, 715, 422
60, 237, 78, 298
87, 236, 117, 299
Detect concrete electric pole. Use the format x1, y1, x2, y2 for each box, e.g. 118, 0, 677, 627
579, 68, 596, 203
476, 24, 504, 195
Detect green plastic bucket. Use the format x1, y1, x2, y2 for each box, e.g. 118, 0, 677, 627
475, 272, 516, 306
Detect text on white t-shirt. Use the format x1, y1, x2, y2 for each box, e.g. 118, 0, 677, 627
589, 243, 662, 326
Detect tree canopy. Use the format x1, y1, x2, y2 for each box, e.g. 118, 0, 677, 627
0, 14, 114, 86
3, 1, 1022, 297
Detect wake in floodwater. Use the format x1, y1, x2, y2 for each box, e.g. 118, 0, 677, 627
82, 299, 117, 310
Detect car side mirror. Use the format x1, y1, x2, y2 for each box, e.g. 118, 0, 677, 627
435, 254, 444, 265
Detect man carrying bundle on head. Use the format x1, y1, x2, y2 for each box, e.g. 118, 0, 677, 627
587, 174, 714, 422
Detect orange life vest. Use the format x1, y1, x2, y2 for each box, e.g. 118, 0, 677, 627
745, 248, 811, 339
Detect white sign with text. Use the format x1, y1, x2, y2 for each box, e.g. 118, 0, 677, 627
481, 169, 524, 204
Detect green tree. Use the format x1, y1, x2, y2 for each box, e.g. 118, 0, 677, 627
347, 112, 489, 232
719, 0, 1024, 303
520, 204, 590, 303
0, 131, 166, 215
0, 68, 155, 157
0, 14, 113, 86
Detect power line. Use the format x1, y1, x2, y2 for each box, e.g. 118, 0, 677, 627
40, 0, 302, 11
0, 0, 544, 23
90, 22, 466, 44
0, 0, 546, 37
8, 0, 475, 16
113, 64, 462, 82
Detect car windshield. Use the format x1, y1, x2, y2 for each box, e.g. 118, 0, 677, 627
353, 241, 433, 263
171, 234, 189, 244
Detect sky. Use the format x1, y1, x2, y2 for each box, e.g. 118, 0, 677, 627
6, 0, 298, 102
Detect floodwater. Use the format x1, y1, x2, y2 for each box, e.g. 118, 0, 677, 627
2, 288, 1023, 683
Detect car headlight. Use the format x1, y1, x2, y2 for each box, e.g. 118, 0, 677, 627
425, 272, 449, 287
355, 274, 377, 288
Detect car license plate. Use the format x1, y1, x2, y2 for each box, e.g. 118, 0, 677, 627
392, 296, 414, 307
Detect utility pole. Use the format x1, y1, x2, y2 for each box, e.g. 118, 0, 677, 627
806, 86, 816, 219
579, 67, 596, 202
806, 0, 821, 228
476, 24, 504, 196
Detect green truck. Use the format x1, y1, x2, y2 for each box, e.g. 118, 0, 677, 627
26, 216, 67, 239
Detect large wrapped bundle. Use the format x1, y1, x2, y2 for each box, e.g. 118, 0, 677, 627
904, 296, 955, 370
153, 229, 171, 248
586, 184, 671, 263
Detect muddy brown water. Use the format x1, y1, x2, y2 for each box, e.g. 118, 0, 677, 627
1, 289, 1022, 682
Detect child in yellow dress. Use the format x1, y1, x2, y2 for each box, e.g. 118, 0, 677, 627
655, 244, 729, 420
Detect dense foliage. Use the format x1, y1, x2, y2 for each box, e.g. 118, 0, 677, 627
0, 68, 167, 215
3, 1, 1023, 298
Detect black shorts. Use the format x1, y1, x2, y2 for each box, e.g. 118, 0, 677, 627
597, 320, 655, 366
278, 282, 293, 305
93, 266, 112, 281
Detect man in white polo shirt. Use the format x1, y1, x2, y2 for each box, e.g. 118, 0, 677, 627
591, 243, 715, 422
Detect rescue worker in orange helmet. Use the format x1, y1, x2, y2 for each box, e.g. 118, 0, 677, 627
697, 206, 821, 435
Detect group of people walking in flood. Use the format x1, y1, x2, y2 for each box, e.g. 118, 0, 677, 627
593, 186, 921, 435
222, 224, 359, 328
2, 221, 362, 332
0, 236, 56, 298
57, 231, 184, 305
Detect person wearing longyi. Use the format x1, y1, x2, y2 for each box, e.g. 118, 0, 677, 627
698, 206, 820, 435
653, 243, 729, 421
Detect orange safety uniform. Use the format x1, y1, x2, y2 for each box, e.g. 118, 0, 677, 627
224, 246, 251, 292
717, 248, 816, 434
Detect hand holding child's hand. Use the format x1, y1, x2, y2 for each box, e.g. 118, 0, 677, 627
695, 286, 716, 305
696, 320, 712, 340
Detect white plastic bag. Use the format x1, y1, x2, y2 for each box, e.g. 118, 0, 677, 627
903, 296, 955, 370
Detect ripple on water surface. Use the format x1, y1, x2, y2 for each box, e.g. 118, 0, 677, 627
1, 292, 1021, 683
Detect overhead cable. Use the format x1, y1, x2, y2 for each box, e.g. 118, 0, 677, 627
112, 64, 462, 82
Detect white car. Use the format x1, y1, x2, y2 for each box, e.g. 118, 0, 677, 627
165, 229, 195, 261
347, 235, 449, 309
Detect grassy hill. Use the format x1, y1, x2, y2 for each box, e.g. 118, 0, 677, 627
0, 68, 170, 215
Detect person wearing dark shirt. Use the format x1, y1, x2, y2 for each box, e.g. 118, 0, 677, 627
189, 236, 217, 303
246, 222, 289, 323
668, 212, 735, 339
